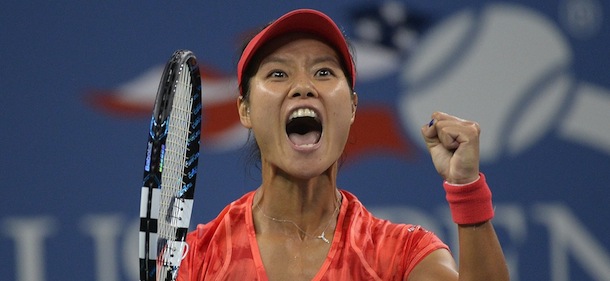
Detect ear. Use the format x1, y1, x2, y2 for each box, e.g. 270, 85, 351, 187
238, 96, 252, 129
350, 92, 358, 124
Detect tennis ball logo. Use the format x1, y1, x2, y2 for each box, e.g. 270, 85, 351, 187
399, 3, 573, 162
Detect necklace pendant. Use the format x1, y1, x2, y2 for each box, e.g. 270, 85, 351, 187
317, 231, 330, 244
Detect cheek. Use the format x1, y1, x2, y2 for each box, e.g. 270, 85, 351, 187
248, 95, 283, 136
250, 110, 277, 138
330, 104, 356, 137
249, 81, 286, 109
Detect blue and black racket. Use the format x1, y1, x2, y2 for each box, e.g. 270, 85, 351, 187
139, 50, 202, 281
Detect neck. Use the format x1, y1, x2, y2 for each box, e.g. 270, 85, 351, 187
258, 165, 338, 212
253, 163, 342, 237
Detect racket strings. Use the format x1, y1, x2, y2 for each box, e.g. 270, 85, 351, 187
158, 64, 194, 280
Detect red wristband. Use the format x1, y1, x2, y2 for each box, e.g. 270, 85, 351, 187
444, 173, 494, 225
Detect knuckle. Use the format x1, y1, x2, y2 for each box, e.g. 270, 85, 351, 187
471, 121, 481, 134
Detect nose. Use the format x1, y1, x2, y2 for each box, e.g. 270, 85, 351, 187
288, 73, 318, 98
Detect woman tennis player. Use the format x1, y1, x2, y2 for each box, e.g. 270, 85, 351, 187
178, 9, 509, 281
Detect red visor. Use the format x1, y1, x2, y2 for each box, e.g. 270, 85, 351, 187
237, 9, 356, 95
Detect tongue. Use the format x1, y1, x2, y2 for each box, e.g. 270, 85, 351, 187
288, 131, 321, 146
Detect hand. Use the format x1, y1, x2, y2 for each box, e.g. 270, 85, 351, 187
420, 112, 481, 184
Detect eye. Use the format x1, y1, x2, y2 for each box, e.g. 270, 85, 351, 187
268, 70, 286, 78
315, 68, 333, 77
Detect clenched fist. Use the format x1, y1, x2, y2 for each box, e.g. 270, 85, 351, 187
421, 112, 481, 184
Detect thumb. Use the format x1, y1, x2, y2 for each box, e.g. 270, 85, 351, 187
421, 119, 439, 149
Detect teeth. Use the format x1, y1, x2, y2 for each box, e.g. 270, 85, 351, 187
289, 108, 317, 120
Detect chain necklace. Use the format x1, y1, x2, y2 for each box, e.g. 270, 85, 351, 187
255, 197, 341, 244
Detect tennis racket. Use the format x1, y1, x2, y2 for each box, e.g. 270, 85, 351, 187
139, 50, 202, 281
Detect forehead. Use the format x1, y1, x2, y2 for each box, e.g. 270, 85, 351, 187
253, 33, 341, 65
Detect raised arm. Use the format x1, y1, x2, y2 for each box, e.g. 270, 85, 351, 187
408, 111, 509, 281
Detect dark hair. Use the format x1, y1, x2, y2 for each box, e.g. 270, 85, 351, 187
236, 24, 268, 173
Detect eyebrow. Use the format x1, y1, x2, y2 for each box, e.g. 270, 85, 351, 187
259, 56, 289, 66
260, 55, 341, 68
311, 55, 341, 66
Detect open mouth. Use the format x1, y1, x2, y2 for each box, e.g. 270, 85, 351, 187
286, 108, 322, 147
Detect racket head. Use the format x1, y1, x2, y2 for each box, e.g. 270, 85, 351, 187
139, 49, 202, 281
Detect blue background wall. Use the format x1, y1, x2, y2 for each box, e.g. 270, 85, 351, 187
1, 1, 609, 280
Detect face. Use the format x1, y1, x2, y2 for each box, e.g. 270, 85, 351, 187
238, 34, 357, 180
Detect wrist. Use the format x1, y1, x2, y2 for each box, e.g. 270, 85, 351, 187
444, 174, 480, 186
444, 173, 494, 225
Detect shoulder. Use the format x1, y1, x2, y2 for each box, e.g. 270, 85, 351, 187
342, 190, 429, 236
340, 190, 448, 277
186, 191, 254, 246
178, 192, 257, 280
